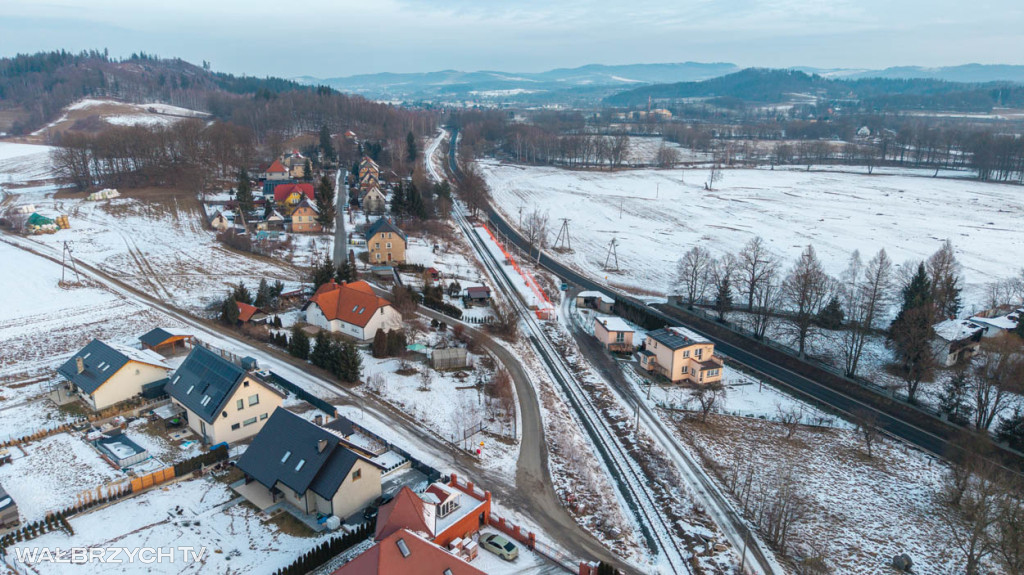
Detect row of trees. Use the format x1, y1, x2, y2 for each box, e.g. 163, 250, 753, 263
287, 327, 363, 383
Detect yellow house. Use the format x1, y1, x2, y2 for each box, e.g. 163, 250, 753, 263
165, 347, 286, 445
290, 199, 322, 233
57, 339, 171, 411
594, 316, 635, 352
234, 408, 383, 518
366, 218, 407, 265
639, 327, 723, 384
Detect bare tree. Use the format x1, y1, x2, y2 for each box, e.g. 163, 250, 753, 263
523, 207, 550, 258
459, 164, 491, 218
705, 161, 723, 190
418, 368, 433, 391
608, 133, 630, 169
673, 246, 714, 307
994, 488, 1024, 575
942, 457, 1001, 575
737, 237, 778, 313
973, 335, 1024, 431
781, 245, 833, 357
688, 382, 726, 422
750, 265, 782, 340
777, 404, 804, 440
656, 144, 681, 168
853, 409, 881, 458
839, 249, 894, 377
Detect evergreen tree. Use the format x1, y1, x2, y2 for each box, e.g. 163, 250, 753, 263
319, 125, 335, 163
816, 295, 845, 330
893, 262, 933, 326
310, 331, 332, 369
1015, 316, 1024, 340
340, 341, 362, 382
220, 295, 239, 324
232, 281, 253, 305
996, 408, 1024, 452
372, 330, 387, 358
335, 258, 352, 283
302, 158, 313, 182
271, 280, 285, 298
390, 183, 405, 216
349, 249, 359, 280
938, 367, 973, 426
351, 161, 359, 180
406, 131, 417, 163
714, 277, 733, 321
407, 182, 427, 219
254, 278, 272, 309
311, 255, 335, 290
235, 168, 254, 213
315, 175, 336, 230
288, 325, 310, 360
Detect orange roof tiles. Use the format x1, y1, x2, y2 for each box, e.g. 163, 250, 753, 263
309, 281, 391, 328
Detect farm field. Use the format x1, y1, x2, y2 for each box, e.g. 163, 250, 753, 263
479, 160, 1024, 311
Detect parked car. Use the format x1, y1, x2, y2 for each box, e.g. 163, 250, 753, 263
481, 533, 518, 561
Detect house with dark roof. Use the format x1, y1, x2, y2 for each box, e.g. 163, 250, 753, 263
366, 218, 407, 265
331, 528, 486, 575
639, 327, 724, 385
165, 346, 286, 445
304, 280, 403, 342
57, 339, 171, 411
234, 408, 383, 520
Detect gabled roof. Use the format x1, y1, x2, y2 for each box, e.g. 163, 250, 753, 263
237, 408, 375, 500
58, 339, 170, 394
648, 327, 709, 349
366, 218, 406, 242
308, 280, 392, 328
237, 302, 265, 323
293, 198, 319, 214
139, 328, 192, 348
165, 346, 247, 424
274, 183, 315, 203
465, 286, 490, 298
376, 486, 434, 540
265, 159, 288, 174
360, 186, 385, 200
933, 319, 984, 343
332, 529, 485, 575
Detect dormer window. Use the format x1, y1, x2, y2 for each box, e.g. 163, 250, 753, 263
396, 538, 410, 558
281, 451, 291, 463
295, 459, 305, 472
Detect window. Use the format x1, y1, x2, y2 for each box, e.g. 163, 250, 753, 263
236, 399, 244, 410
243, 381, 249, 387
243, 417, 257, 426
295, 459, 305, 471
281, 451, 291, 463
708, 369, 720, 376
682, 350, 690, 358
375, 253, 381, 260
186, 385, 195, 395
200, 395, 212, 407
615, 332, 625, 343
231, 423, 240, 430
396, 539, 410, 558
352, 468, 362, 481
248, 394, 259, 406
375, 242, 380, 249
260, 413, 268, 420
681, 366, 688, 374
222, 411, 228, 418
386, 242, 392, 249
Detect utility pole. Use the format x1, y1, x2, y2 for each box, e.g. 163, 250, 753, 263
554, 218, 571, 251
603, 238, 619, 272
61, 241, 80, 284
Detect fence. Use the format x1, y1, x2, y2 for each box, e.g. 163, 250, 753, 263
268, 371, 337, 417
488, 513, 577, 574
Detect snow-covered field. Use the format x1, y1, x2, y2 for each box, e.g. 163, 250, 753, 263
480, 160, 1024, 309
5, 478, 323, 575
30, 98, 209, 136
0, 142, 54, 184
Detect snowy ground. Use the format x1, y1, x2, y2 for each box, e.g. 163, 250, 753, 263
0, 142, 54, 184
29, 98, 209, 138
667, 413, 982, 575
4, 478, 323, 575
479, 160, 1024, 308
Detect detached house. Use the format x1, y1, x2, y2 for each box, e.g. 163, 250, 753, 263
331, 529, 485, 575
639, 327, 724, 385
932, 319, 984, 367
375, 479, 491, 549
261, 160, 290, 182
360, 186, 387, 215
359, 157, 380, 191
165, 346, 285, 445
235, 408, 383, 519
290, 198, 322, 233
274, 183, 316, 210
305, 280, 403, 342
594, 316, 634, 352
366, 218, 407, 265
282, 150, 308, 179
57, 339, 171, 411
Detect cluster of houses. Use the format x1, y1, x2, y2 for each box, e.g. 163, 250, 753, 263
355, 156, 388, 215
579, 290, 725, 386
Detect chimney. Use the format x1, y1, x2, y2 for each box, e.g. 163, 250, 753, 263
317, 439, 328, 453
76, 357, 85, 374
314, 414, 323, 426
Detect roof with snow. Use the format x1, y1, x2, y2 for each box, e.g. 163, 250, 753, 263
237, 408, 379, 501
595, 316, 633, 333
933, 319, 984, 343
366, 218, 407, 242
577, 290, 614, 304
647, 327, 709, 349
138, 328, 192, 348
58, 339, 170, 394
969, 311, 1021, 331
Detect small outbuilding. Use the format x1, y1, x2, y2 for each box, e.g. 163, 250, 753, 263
463, 286, 491, 306
94, 431, 150, 469
594, 316, 635, 352
577, 290, 615, 313
139, 328, 194, 353
431, 347, 468, 370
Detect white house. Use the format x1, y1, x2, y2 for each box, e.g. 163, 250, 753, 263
969, 308, 1022, 338
304, 280, 403, 342
932, 319, 985, 367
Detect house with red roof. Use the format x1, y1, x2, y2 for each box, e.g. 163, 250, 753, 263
375, 480, 491, 549
274, 183, 316, 209
237, 301, 268, 324
304, 280, 403, 342
331, 529, 486, 575
261, 159, 289, 182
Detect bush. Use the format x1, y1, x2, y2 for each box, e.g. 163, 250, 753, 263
422, 297, 463, 320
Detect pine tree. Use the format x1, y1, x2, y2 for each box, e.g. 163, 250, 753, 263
714, 277, 733, 321
288, 325, 310, 360
938, 367, 973, 426
893, 262, 933, 326
310, 331, 332, 369
236, 168, 254, 213
372, 330, 387, 358
254, 278, 272, 309
1015, 316, 1024, 340
311, 255, 335, 290
816, 295, 845, 330
335, 258, 352, 283
220, 295, 239, 325
302, 158, 313, 182
340, 342, 362, 382
996, 408, 1024, 452
315, 175, 336, 230
320, 125, 335, 163
349, 249, 359, 280
407, 182, 427, 219
391, 182, 406, 216
406, 131, 417, 163
232, 281, 253, 305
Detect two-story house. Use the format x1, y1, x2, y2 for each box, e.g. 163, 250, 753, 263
638, 327, 724, 385
304, 280, 404, 342
366, 218, 407, 265
290, 198, 322, 233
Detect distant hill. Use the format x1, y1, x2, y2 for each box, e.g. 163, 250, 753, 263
603, 68, 1024, 111
296, 62, 741, 101
845, 64, 1024, 84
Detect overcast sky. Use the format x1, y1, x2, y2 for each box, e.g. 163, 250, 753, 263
1, 0, 1022, 78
